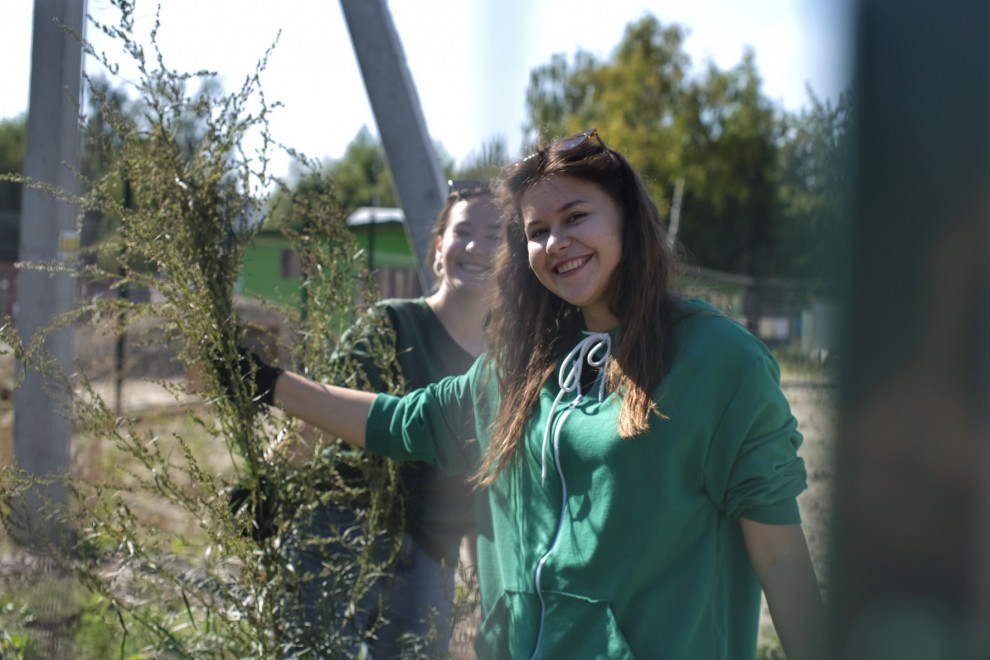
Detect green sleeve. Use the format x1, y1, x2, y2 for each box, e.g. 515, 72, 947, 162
704, 353, 807, 525
365, 367, 482, 476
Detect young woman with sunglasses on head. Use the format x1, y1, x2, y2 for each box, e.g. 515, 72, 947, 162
281, 181, 500, 658
245, 131, 824, 659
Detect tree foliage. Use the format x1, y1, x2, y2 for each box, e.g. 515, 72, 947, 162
522, 14, 851, 282
267, 126, 398, 231
326, 125, 399, 212
0, 115, 27, 211
677, 50, 781, 274
524, 19, 693, 219
457, 135, 512, 183
775, 90, 855, 290
269, 126, 499, 232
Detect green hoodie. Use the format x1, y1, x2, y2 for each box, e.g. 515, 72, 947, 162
366, 298, 807, 659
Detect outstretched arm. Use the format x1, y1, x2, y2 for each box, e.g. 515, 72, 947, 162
741, 518, 826, 660
272, 370, 377, 450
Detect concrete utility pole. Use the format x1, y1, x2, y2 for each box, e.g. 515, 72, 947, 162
830, 0, 990, 656
339, 0, 446, 292
13, 0, 85, 548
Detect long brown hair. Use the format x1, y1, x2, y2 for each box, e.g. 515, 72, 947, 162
476, 132, 678, 486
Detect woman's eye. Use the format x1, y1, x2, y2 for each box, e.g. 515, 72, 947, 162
567, 212, 586, 223
528, 228, 547, 239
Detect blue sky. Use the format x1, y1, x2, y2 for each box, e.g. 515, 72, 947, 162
2, 0, 853, 176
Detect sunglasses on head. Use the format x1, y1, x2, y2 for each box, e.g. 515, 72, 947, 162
448, 179, 491, 199
551, 128, 607, 153
523, 128, 610, 162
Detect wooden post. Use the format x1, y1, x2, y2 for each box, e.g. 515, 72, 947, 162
12, 0, 84, 549
338, 0, 445, 293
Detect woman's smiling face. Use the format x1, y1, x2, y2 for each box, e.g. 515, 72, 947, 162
435, 195, 501, 294
520, 174, 624, 332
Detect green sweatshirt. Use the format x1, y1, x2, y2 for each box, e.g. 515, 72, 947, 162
366, 298, 807, 659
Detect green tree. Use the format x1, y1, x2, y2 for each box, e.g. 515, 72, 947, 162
588, 18, 692, 208
522, 15, 785, 276
523, 18, 692, 216
524, 49, 603, 149
457, 135, 511, 182
0, 115, 27, 210
268, 127, 468, 231
677, 50, 782, 274
328, 125, 399, 210
775, 90, 854, 290
266, 127, 398, 232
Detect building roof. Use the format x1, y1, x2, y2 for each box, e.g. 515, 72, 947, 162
345, 206, 404, 227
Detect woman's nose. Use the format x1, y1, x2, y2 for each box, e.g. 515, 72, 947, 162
467, 237, 489, 254
546, 228, 570, 254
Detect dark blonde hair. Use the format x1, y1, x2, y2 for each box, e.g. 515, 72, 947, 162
476, 134, 677, 486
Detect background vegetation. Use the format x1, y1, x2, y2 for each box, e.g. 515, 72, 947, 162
0, 17, 851, 289
260, 15, 851, 295
0, 3, 416, 657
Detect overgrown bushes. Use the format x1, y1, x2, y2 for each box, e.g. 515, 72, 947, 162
0, 2, 428, 657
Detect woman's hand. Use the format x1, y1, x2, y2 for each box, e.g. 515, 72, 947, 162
214, 347, 375, 455
214, 346, 283, 405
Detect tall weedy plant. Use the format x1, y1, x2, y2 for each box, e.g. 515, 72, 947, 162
0, 2, 410, 657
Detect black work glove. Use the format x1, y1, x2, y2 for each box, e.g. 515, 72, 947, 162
227, 475, 278, 541
215, 346, 284, 406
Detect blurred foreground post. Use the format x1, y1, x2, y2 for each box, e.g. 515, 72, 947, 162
339, 0, 447, 293
11, 0, 84, 549
831, 0, 990, 657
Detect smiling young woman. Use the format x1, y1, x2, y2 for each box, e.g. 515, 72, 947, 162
233, 131, 825, 660
427, 185, 501, 355
277, 180, 499, 658
520, 173, 624, 332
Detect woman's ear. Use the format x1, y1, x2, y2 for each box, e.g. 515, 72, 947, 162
432, 236, 444, 276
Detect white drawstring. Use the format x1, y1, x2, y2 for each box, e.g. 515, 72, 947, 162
531, 330, 613, 659
540, 331, 612, 484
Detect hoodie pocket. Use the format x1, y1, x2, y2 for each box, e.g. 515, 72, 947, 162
476, 590, 637, 659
